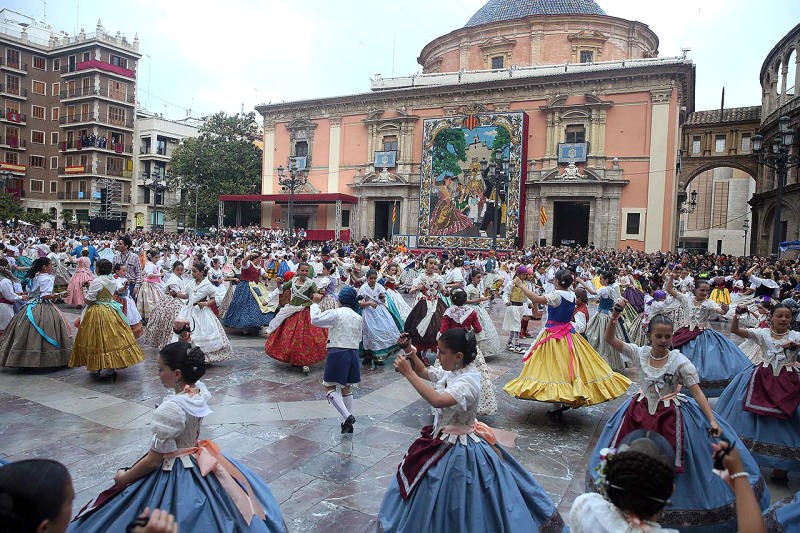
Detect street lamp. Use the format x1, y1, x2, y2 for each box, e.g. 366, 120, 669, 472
752, 114, 799, 258
144, 171, 166, 231
742, 217, 750, 257
277, 157, 308, 245
480, 153, 512, 251
679, 189, 698, 214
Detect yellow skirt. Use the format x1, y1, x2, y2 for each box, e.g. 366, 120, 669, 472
591, 276, 602, 290
70, 303, 145, 372
503, 332, 631, 407
709, 288, 731, 306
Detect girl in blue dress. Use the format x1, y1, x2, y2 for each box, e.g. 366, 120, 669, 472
379, 328, 566, 532
70, 342, 284, 532
664, 268, 750, 396
715, 303, 800, 482
587, 302, 769, 532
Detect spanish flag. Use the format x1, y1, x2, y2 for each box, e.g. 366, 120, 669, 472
540, 206, 547, 226
391, 202, 397, 225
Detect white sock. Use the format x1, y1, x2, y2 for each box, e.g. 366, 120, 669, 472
342, 392, 353, 415
326, 390, 350, 422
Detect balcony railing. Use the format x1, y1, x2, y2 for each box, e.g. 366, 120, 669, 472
58, 165, 133, 179
59, 85, 136, 104
0, 136, 26, 149
0, 84, 27, 98
60, 139, 132, 153
0, 58, 27, 72
59, 112, 134, 129
2, 110, 26, 124
60, 60, 135, 79
57, 191, 131, 203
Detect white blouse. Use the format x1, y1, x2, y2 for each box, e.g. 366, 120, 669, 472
150, 382, 213, 453
428, 364, 481, 433
746, 327, 800, 375
310, 303, 362, 349
674, 292, 723, 330
620, 343, 700, 415
85, 275, 117, 302
569, 493, 677, 533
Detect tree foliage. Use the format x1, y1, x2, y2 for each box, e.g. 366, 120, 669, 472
491, 126, 511, 159
166, 112, 262, 228
0, 193, 23, 222
432, 129, 467, 180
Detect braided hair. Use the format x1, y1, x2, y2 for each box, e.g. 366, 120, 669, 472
159, 341, 206, 383
605, 450, 674, 519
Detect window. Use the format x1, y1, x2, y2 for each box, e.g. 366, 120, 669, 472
82, 51, 91, 62
382, 135, 398, 152
52, 58, 60, 71
30, 180, 44, 193
31, 130, 45, 144
29, 155, 45, 168
5, 49, 19, 69
565, 124, 586, 143
295, 140, 308, 157
341, 210, 350, 228
108, 106, 126, 126
491, 56, 504, 69
50, 156, 58, 170
49, 181, 58, 193
106, 156, 124, 176
33, 56, 45, 70
579, 50, 594, 63
144, 187, 151, 204
52, 82, 60, 97
715, 135, 726, 153
692, 135, 701, 154
32, 81, 46, 95
109, 54, 127, 69
31, 105, 45, 120
626, 213, 640, 235
68, 55, 76, 72
156, 137, 167, 155
5, 75, 20, 95
51, 107, 59, 121
108, 80, 126, 101
4, 152, 17, 164
50, 131, 58, 145
741, 134, 751, 153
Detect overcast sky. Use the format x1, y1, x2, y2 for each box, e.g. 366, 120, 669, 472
8, 0, 799, 119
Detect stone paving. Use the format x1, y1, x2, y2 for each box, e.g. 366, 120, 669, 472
0, 297, 797, 531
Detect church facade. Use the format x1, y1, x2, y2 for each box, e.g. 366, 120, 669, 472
255, 0, 694, 251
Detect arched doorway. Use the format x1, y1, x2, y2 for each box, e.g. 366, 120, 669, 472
678, 166, 756, 256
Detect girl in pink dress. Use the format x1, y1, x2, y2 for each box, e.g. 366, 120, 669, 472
65, 251, 95, 308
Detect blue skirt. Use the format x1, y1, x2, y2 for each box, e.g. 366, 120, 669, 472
680, 329, 751, 397
69, 455, 284, 533
586, 396, 769, 532
222, 282, 272, 329
379, 437, 565, 532
764, 491, 800, 531
716, 365, 800, 471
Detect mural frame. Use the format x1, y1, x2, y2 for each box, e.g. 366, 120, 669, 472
417, 111, 528, 250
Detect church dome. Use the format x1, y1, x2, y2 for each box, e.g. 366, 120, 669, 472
465, 0, 606, 27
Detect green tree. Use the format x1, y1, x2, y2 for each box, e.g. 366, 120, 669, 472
166, 112, 262, 228
432, 129, 467, 180
491, 126, 511, 159
0, 193, 23, 223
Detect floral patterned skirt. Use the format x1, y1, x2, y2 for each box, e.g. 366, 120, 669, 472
264, 307, 328, 366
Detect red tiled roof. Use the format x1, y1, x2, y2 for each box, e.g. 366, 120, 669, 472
685, 106, 761, 125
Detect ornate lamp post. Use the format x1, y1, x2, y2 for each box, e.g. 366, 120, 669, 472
277, 157, 308, 245
742, 217, 750, 256
752, 115, 799, 258
480, 154, 512, 251
144, 171, 166, 231
679, 189, 698, 214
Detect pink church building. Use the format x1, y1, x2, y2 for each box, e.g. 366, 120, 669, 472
252, 0, 694, 251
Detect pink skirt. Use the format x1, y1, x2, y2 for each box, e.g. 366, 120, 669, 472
65, 269, 95, 305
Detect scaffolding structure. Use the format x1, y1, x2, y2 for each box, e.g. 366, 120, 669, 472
90, 178, 125, 220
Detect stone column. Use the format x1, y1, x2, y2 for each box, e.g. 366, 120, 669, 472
261, 121, 276, 227
328, 116, 342, 193
644, 89, 672, 252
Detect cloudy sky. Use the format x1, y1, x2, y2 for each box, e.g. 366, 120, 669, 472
8, 0, 799, 119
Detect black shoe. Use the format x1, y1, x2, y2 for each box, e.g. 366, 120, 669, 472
341, 414, 355, 434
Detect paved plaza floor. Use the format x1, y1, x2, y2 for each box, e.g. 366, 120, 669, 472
0, 297, 798, 531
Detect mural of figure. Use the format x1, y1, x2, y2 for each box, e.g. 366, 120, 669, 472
430, 175, 473, 235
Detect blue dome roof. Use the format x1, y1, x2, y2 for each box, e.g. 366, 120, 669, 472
465, 0, 606, 27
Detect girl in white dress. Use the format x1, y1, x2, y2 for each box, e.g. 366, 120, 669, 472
143, 261, 188, 350
173, 262, 233, 364
0, 265, 23, 333
358, 269, 400, 364
465, 270, 502, 358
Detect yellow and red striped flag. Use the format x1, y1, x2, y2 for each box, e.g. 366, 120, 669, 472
540, 206, 547, 226
391, 202, 397, 225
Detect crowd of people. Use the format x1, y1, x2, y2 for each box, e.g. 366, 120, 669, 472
1, 223, 800, 531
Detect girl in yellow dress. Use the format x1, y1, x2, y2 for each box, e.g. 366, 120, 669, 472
503, 269, 631, 419
70, 258, 145, 380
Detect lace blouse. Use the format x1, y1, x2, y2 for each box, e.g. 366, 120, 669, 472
674, 292, 723, 330
428, 364, 481, 433
150, 382, 213, 453
620, 343, 700, 415
746, 328, 800, 375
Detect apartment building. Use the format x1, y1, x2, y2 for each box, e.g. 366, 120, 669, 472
0, 9, 139, 228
